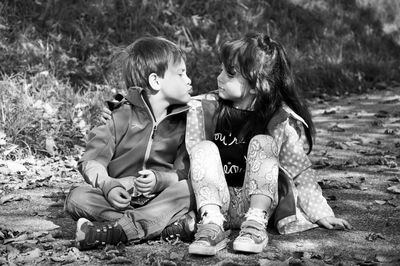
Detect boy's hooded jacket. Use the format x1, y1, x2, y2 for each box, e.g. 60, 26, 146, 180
185, 94, 334, 234
78, 88, 190, 198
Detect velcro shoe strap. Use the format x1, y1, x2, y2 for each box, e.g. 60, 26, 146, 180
239, 220, 266, 239
194, 223, 225, 245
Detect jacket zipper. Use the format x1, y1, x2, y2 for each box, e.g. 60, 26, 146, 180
152, 125, 157, 139
141, 96, 188, 169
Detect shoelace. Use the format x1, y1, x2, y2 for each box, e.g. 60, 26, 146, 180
163, 221, 184, 237
244, 208, 269, 225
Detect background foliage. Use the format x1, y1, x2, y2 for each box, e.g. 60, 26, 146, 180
0, 0, 400, 157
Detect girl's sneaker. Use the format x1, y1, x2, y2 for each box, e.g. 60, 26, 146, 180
188, 223, 228, 256
75, 218, 128, 250
161, 211, 196, 242
232, 220, 268, 253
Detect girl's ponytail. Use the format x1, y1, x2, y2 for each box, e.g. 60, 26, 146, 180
274, 42, 315, 153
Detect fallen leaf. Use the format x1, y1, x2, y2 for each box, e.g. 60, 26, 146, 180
6, 245, 20, 262
360, 150, 384, 156
0, 194, 30, 205
379, 98, 400, 104
326, 140, 345, 149
374, 200, 387, 205
16, 248, 41, 263
328, 125, 345, 132
371, 120, 384, 127
169, 251, 181, 260
366, 232, 385, 241
5, 161, 27, 172
375, 254, 400, 263
384, 129, 398, 135
374, 110, 390, 118
387, 176, 400, 182
387, 185, 400, 194
345, 160, 359, 168
323, 109, 337, 115
387, 200, 398, 207
351, 183, 368, 190
326, 195, 337, 201
313, 159, 332, 169
50, 255, 77, 263
3, 144, 18, 156
108, 257, 132, 264
3, 233, 29, 244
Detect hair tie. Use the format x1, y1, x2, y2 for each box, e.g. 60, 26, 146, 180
257, 35, 274, 54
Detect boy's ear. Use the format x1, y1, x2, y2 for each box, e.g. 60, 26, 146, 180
148, 73, 162, 91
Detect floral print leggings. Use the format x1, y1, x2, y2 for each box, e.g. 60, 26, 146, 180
189, 135, 280, 229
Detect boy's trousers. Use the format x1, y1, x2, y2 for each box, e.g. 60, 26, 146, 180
64, 179, 195, 241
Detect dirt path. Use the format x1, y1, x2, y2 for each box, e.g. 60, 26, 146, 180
1, 87, 399, 265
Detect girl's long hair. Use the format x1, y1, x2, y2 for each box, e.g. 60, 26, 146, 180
217, 32, 315, 153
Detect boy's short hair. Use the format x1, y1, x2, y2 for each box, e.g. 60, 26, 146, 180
122, 36, 185, 91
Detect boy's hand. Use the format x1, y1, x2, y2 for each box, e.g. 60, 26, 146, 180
317, 216, 352, 230
107, 187, 131, 209
118, 176, 137, 191
100, 107, 112, 124
135, 170, 156, 195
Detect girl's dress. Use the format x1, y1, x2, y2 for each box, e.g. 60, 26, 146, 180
185, 95, 334, 234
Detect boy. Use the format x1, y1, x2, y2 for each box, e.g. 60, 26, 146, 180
64, 36, 195, 250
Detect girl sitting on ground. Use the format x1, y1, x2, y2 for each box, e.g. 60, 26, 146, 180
185, 32, 351, 256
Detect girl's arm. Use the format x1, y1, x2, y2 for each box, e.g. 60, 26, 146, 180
279, 119, 351, 229
295, 168, 351, 229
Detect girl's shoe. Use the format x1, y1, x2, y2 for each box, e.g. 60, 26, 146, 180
232, 220, 268, 253
75, 218, 128, 250
188, 223, 228, 256
161, 211, 196, 242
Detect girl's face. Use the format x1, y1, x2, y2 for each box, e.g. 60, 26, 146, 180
217, 64, 254, 109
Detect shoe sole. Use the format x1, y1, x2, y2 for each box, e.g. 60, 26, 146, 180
188, 238, 228, 256
233, 238, 267, 253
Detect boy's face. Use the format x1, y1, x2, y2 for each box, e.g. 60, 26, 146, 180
158, 58, 192, 104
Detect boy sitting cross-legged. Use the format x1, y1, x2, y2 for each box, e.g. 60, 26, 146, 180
64, 36, 196, 250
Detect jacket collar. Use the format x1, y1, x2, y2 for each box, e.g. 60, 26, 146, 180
282, 104, 308, 128
125, 87, 189, 115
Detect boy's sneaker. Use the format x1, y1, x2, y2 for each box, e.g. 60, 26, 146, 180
188, 223, 228, 256
232, 220, 268, 253
75, 218, 128, 250
161, 211, 196, 242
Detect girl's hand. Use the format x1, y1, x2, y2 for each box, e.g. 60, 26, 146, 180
107, 187, 131, 209
100, 107, 112, 124
317, 216, 352, 230
134, 170, 156, 195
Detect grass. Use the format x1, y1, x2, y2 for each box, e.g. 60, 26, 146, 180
0, 0, 399, 158
0, 73, 113, 159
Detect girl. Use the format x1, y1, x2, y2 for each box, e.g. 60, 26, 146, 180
184, 32, 351, 256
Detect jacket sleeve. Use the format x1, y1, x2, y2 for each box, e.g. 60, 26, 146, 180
151, 137, 190, 193
78, 119, 124, 196
278, 118, 335, 222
